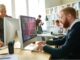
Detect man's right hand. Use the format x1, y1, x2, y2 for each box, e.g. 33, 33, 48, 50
37, 41, 46, 45
37, 41, 46, 52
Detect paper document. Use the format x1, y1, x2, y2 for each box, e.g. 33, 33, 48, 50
0, 54, 19, 60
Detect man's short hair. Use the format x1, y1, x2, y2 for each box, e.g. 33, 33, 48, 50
56, 20, 59, 23
0, 4, 6, 11
38, 15, 41, 18
61, 7, 77, 18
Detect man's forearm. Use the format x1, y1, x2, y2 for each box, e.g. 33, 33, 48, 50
46, 37, 65, 45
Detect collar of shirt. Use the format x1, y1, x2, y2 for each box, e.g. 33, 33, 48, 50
68, 19, 80, 30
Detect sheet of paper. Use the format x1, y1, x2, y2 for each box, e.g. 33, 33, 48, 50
0, 54, 19, 60
0, 48, 8, 55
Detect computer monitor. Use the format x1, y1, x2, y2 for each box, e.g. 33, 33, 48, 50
4, 17, 21, 46
20, 15, 37, 49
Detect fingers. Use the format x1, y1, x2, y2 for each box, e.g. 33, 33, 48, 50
37, 41, 46, 46
37, 45, 43, 52
37, 41, 46, 52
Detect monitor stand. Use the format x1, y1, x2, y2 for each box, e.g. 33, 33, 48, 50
14, 41, 21, 48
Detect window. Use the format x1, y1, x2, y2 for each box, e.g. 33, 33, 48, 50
15, 0, 27, 18
0, 0, 46, 30
28, 0, 46, 30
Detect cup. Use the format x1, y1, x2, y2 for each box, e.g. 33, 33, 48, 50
8, 41, 14, 54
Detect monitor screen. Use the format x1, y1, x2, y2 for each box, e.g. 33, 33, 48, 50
20, 16, 37, 42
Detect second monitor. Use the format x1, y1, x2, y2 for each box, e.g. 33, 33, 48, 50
20, 15, 38, 49
4, 17, 20, 45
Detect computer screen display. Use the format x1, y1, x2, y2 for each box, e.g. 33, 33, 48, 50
20, 16, 37, 42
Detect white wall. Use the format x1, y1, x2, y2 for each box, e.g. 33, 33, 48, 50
15, 0, 27, 18
45, 0, 62, 8
45, 0, 80, 8
62, 0, 80, 4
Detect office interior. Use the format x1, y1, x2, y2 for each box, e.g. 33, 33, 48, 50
0, 0, 80, 60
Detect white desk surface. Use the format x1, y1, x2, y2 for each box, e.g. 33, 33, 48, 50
37, 33, 64, 38
0, 48, 50, 60
37, 33, 53, 37
0, 37, 50, 60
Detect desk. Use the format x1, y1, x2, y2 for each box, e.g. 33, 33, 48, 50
37, 33, 53, 37
37, 33, 64, 41
0, 48, 50, 60
37, 33, 64, 38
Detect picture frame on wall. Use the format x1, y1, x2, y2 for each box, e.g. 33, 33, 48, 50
72, 2, 79, 10
72, 3, 75, 7
49, 8, 53, 15
67, 4, 71, 7
46, 8, 51, 15
79, 2, 80, 10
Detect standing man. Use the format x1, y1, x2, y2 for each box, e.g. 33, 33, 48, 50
37, 7, 80, 59
36, 15, 44, 34
36, 15, 45, 41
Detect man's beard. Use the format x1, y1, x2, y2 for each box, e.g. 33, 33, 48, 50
63, 18, 70, 28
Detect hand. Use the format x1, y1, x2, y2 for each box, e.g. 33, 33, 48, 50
38, 41, 46, 44
37, 41, 46, 52
0, 40, 3, 47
